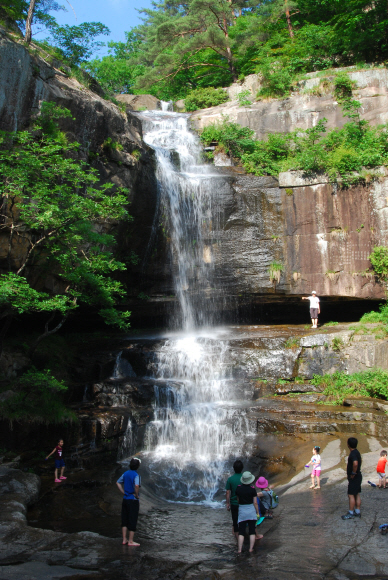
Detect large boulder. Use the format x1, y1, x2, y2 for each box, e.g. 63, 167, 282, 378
115, 94, 161, 111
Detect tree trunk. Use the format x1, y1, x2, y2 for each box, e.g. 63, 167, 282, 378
24, 0, 36, 44
226, 46, 238, 81
28, 313, 67, 358
285, 0, 294, 39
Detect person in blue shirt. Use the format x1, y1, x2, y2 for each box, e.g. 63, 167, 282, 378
116, 457, 141, 545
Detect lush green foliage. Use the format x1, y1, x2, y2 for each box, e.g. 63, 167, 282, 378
49, 22, 110, 66
1, 0, 63, 32
0, 102, 131, 336
369, 247, 388, 281
6, 0, 388, 100
78, 0, 388, 99
200, 120, 255, 157
0, 369, 76, 424
185, 87, 229, 111
311, 369, 388, 404
200, 99, 388, 183
360, 305, 388, 324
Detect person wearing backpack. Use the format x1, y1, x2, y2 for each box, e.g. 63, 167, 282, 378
255, 476, 278, 519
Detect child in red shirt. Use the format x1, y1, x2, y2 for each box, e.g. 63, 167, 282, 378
376, 450, 387, 488
46, 438, 67, 483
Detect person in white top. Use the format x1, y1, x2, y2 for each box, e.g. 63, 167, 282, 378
302, 290, 320, 328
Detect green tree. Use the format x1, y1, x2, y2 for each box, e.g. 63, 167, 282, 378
132, 0, 246, 92
50, 22, 110, 65
0, 368, 76, 424
84, 31, 145, 94
0, 102, 131, 356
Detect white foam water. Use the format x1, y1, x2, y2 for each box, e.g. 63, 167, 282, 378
133, 110, 251, 503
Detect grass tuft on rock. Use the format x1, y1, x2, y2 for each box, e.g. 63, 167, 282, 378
311, 369, 388, 404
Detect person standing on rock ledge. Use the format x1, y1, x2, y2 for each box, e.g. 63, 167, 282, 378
116, 458, 141, 546
342, 437, 362, 520
302, 291, 320, 328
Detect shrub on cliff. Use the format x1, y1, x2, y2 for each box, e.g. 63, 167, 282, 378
311, 369, 388, 403
200, 102, 388, 182
0, 369, 76, 424
185, 88, 229, 112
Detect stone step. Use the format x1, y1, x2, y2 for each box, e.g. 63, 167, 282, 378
250, 414, 381, 435
250, 399, 386, 422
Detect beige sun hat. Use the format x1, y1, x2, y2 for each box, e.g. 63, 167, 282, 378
240, 471, 255, 485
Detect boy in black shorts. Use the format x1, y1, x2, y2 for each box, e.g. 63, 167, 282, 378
342, 437, 362, 520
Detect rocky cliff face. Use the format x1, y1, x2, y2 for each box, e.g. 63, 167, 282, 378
208, 169, 388, 302
0, 26, 163, 301
191, 68, 388, 139
1, 29, 386, 316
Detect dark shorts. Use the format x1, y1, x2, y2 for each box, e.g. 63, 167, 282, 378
238, 520, 256, 536
121, 499, 139, 531
348, 474, 362, 496
231, 504, 239, 532
55, 459, 65, 469
310, 308, 319, 319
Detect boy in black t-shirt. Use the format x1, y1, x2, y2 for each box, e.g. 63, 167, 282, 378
342, 437, 362, 520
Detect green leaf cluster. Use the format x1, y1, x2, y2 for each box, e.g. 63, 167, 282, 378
0, 368, 76, 424
185, 87, 229, 111
360, 303, 388, 324
0, 102, 132, 334
50, 22, 110, 66
200, 101, 388, 184
369, 247, 388, 281
311, 369, 388, 404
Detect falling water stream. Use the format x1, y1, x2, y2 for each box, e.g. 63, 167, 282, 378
130, 107, 252, 503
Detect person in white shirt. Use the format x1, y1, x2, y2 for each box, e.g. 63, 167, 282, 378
302, 290, 320, 328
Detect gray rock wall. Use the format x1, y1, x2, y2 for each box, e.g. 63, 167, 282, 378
191, 68, 388, 140
206, 170, 387, 300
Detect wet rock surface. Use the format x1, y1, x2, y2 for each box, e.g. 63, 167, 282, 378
2, 434, 388, 579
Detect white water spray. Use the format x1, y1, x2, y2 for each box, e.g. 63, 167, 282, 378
135, 110, 251, 503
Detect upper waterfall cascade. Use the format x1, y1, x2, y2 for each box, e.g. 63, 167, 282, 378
131, 108, 252, 503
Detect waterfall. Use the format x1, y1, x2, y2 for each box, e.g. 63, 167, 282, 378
135, 110, 251, 504
111, 351, 136, 379
140, 109, 225, 330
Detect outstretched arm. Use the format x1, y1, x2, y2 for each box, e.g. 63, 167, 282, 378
46, 447, 56, 460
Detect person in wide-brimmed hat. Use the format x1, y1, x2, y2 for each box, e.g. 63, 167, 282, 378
235, 471, 262, 553
256, 476, 277, 519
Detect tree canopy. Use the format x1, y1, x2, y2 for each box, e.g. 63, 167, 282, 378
0, 102, 131, 354
81, 0, 388, 100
